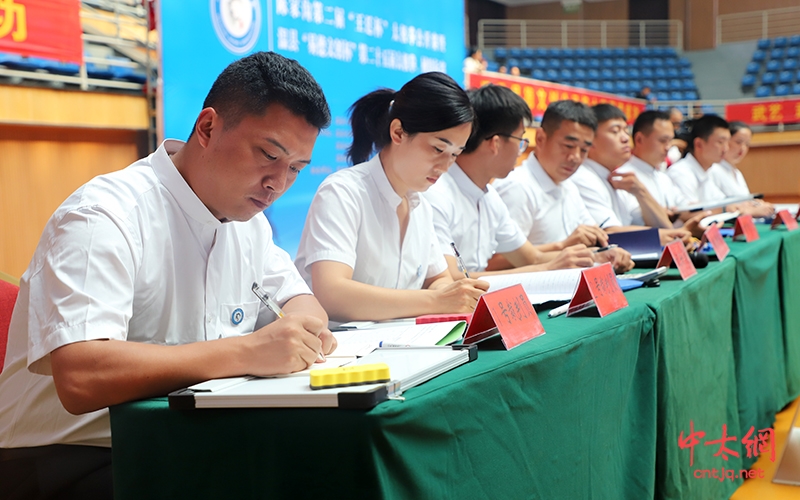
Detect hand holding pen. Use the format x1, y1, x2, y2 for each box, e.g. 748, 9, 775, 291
450, 242, 471, 278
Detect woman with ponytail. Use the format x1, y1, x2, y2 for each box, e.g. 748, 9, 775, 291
295, 72, 490, 322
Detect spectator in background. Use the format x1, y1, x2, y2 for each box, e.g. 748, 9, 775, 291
666, 107, 686, 165
635, 85, 655, 102
463, 48, 486, 74
510, 66, 521, 76
498, 65, 508, 74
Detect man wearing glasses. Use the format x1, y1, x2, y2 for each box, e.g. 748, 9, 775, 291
424, 86, 599, 278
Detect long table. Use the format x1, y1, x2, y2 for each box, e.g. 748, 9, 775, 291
109, 224, 800, 500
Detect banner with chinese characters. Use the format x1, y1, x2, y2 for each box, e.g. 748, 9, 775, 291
161, 0, 464, 256
467, 72, 646, 125
0, 0, 83, 63
725, 97, 800, 125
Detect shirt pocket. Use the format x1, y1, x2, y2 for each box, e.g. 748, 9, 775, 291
218, 300, 261, 337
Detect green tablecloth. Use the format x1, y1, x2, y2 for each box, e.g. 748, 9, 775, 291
110, 305, 657, 500
779, 227, 800, 401
626, 260, 742, 500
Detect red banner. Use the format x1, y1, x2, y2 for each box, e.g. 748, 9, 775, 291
467, 72, 646, 125
0, 0, 82, 63
725, 97, 800, 126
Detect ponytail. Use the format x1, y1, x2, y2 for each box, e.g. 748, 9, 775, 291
347, 89, 395, 165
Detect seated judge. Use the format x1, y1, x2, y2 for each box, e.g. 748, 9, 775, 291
570, 104, 691, 246
423, 85, 596, 278
0, 52, 336, 498
493, 100, 634, 273
294, 72, 489, 323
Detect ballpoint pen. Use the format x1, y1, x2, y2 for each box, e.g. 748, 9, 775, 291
252, 282, 325, 362
450, 242, 471, 278
593, 243, 618, 253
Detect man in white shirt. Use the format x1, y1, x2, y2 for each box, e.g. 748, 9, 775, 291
494, 100, 633, 273
424, 85, 597, 277
0, 52, 336, 498
571, 104, 691, 246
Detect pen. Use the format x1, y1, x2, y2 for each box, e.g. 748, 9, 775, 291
548, 303, 569, 318
593, 243, 618, 254
599, 217, 611, 229
252, 282, 325, 362
450, 242, 471, 278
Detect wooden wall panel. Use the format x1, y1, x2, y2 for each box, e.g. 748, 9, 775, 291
0, 125, 147, 277
507, 0, 628, 21
738, 143, 800, 199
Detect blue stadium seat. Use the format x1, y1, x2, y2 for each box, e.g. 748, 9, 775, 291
684, 90, 698, 100
588, 58, 600, 68
655, 79, 669, 91
701, 105, 716, 115
741, 74, 756, 88
486, 61, 500, 72
656, 91, 670, 100
683, 78, 696, 89
791, 35, 800, 47
614, 68, 627, 79
670, 91, 682, 100
669, 78, 682, 90
600, 48, 613, 58
651, 47, 665, 57
575, 58, 588, 69
548, 47, 562, 58
562, 58, 575, 69
665, 47, 677, 57
680, 68, 694, 78
793, 83, 800, 94
628, 68, 640, 79
601, 81, 614, 93
642, 79, 655, 89
770, 48, 784, 60
612, 47, 625, 57
639, 47, 653, 57
41, 59, 80, 76
640, 57, 654, 68
545, 69, 559, 81
562, 48, 575, 59
587, 48, 601, 58
587, 68, 600, 79
788, 47, 800, 59
774, 36, 788, 48
600, 68, 613, 80
615, 57, 628, 68
587, 81, 601, 91
494, 48, 508, 61
573, 80, 586, 88
520, 59, 535, 72
628, 79, 641, 91
627, 47, 641, 57
746, 62, 761, 74
654, 67, 667, 78
752, 50, 766, 62
548, 59, 562, 69
602, 57, 614, 67
86, 62, 115, 79
762, 72, 777, 85
614, 81, 629, 93
509, 48, 522, 59
784, 59, 798, 70
757, 39, 771, 50
666, 67, 679, 78
678, 57, 692, 68
628, 57, 640, 67
574, 48, 587, 58
559, 69, 572, 80
755, 85, 772, 97
641, 67, 654, 78
535, 58, 548, 68
573, 68, 586, 79
775, 84, 790, 96
779, 70, 794, 84
507, 58, 520, 68
532, 69, 545, 80
522, 48, 535, 59
767, 59, 781, 72
534, 48, 548, 58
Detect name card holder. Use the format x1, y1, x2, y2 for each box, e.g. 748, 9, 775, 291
567, 263, 628, 318
656, 240, 697, 280
701, 224, 730, 262
463, 284, 544, 349
733, 214, 760, 242
771, 209, 799, 231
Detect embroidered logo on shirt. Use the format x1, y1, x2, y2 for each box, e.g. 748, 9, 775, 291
417, 265, 423, 278
231, 307, 244, 325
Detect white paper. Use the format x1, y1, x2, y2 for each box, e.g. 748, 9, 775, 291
332, 321, 463, 357
481, 268, 583, 304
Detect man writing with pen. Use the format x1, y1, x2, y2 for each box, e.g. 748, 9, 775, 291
0, 52, 337, 498
425, 88, 633, 277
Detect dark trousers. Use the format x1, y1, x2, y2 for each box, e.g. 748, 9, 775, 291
0, 445, 112, 500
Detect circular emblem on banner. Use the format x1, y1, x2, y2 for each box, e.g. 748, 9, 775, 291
231, 307, 244, 325
210, 0, 261, 54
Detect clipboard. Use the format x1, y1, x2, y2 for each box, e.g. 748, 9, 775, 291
674, 193, 761, 213
169, 345, 477, 410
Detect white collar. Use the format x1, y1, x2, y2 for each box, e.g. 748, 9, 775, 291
682, 153, 709, 182
366, 154, 420, 210
582, 158, 613, 180
448, 163, 487, 206
627, 155, 658, 175
523, 153, 559, 195
152, 139, 221, 228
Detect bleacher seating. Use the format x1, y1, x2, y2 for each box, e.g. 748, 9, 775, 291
489, 46, 699, 100
741, 36, 800, 97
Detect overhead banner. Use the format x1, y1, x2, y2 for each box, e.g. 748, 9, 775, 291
725, 97, 800, 126
467, 72, 646, 125
0, 0, 83, 63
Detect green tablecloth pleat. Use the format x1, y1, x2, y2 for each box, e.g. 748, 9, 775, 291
727, 227, 789, 468
110, 304, 656, 500
779, 228, 800, 401
626, 260, 742, 500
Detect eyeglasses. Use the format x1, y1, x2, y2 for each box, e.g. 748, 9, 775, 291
496, 133, 530, 155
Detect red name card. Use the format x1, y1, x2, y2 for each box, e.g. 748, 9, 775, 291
733, 214, 760, 242
702, 224, 730, 262
416, 313, 472, 324
656, 240, 698, 280
463, 284, 544, 349
567, 263, 628, 317
771, 210, 799, 231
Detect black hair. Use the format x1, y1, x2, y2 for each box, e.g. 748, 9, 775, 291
194, 51, 330, 138
463, 85, 532, 154
347, 72, 474, 165
632, 110, 671, 138
728, 121, 751, 137
686, 114, 729, 154
592, 103, 627, 125
540, 100, 597, 136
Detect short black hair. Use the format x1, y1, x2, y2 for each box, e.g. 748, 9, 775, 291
688, 114, 728, 149
540, 100, 597, 136
199, 51, 330, 136
464, 85, 532, 154
347, 72, 474, 165
728, 120, 751, 136
632, 110, 671, 138
592, 103, 627, 126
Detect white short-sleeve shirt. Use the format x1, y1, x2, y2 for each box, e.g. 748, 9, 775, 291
708, 160, 750, 197
423, 163, 527, 272
493, 153, 597, 245
617, 155, 689, 209
570, 159, 643, 227
667, 153, 728, 205
0, 140, 310, 448
295, 154, 447, 290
